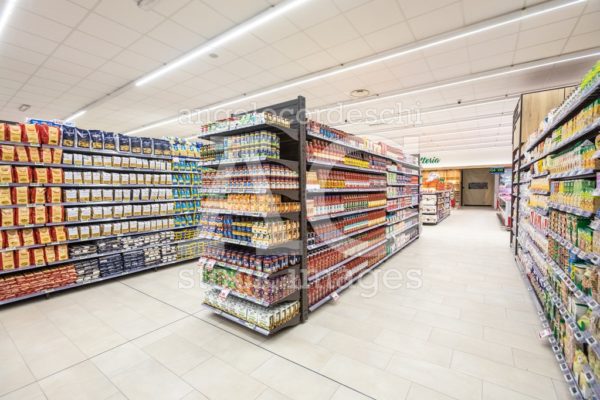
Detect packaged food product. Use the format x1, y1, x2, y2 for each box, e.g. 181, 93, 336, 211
102, 206, 113, 219
36, 227, 52, 244
118, 134, 130, 152
83, 171, 92, 184
102, 190, 112, 201
33, 168, 49, 183
130, 137, 141, 154
76, 129, 90, 148
7, 125, 21, 142
121, 221, 129, 233
0, 166, 12, 183
32, 206, 46, 224
14, 146, 28, 162
74, 153, 83, 166
112, 223, 121, 235
51, 226, 67, 242
0, 145, 14, 161
5, 230, 21, 247
0, 188, 11, 205
62, 126, 76, 147
122, 157, 130, 168
14, 167, 31, 184
31, 187, 46, 204
103, 132, 115, 150
80, 207, 91, 221
16, 207, 30, 225
32, 248, 45, 265
50, 168, 63, 183
16, 248, 30, 267
92, 172, 101, 184
52, 148, 62, 164
27, 147, 40, 163
44, 246, 56, 263
90, 225, 100, 237
93, 155, 103, 166
102, 172, 111, 184
1, 251, 15, 270
90, 130, 103, 149
21, 124, 39, 144
47, 187, 61, 203
41, 125, 60, 145
21, 229, 35, 245
142, 138, 153, 155
79, 226, 90, 240
12, 187, 28, 204
64, 171, 74, 184
67, 227, 79, 240
82, 155, 92, 166
66, 208, 78, 222
91, 189, 102, 202
56, 244, 68, 260
79, 189, 90, 202
49, 206, 64, 223
2, 209, 15, 227
103, 156, 111, 167
41, 148, 52, 164
101, 224, 112, 236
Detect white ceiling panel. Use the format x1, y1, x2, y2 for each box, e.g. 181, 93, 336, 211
407, 2, 464, 39
287, 0, 341, 30
171, 1, 235, 38
363, 22, 414, 53
78, 13, 141, 47
147, 19, 206, 53
8, 7, 72, 42
1, 26, 57, 55
305, 15, 361, 49
326, 37, 375, 63
345, 0, 406, 35
18, 0, 89, 27
94, 0, 165, 33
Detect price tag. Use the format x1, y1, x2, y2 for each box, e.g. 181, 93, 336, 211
219, 288, 231, 300
205, 259, 216, 272
197, 257, 208, 268
331, 292, 340, 301
539, 328, 552, 339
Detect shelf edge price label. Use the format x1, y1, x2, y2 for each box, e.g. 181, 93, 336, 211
197, 257, 208, 269
205, 259, 216, 272
331, 291, 340, 302
539, 328, 552, 339
219, 288, 231, 300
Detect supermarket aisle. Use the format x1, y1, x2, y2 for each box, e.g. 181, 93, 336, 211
0, 208, 566, 400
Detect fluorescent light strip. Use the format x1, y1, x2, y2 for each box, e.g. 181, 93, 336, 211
419, 141, 513, 151
419, 135, 508, 146
0, 0, 17, 36
125, 0, 592, 135
65, 110, 86, 122
358, 123, 512, 140
135, 0, 311, 86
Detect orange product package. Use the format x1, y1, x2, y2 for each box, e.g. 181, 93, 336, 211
46, 187, 61, 204
44, 246, 56, 264
31, 206, 47, 225
0, 123, 6, 140
51, 226, 67, 242
16, 248, 31, 267
16, 207, 31, 226
0, 166, 12, 184
1, 251, 15, 270
12, 186, 28, 205
1, 209, 15, 227
15, 146, 28, 162
36, 227, 52, 244
56, 245, 68, 261
21, 124, 40, 144
0, 188, 10, 205
30, 187, 46, 204
36, 124, 57, 145
49, 205, 63, 223
7, 125, 21, 142
0, 231, 4, 249
32, 248, 45, 266
41, 148, 53, 164
0, 145, 14, 161
4, 230, 22, 248
27, 147, 41, 163
21, 229, 35, 246
33, 168, 49, 184
50, 168, 63, 184
52, 148, 62, 165
14, 167, 31, 184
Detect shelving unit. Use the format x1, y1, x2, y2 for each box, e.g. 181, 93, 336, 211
421, 191, 451, 225
512, 69, 600, 397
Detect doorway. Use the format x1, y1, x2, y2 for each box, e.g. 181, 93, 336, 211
462, 168, 495, 206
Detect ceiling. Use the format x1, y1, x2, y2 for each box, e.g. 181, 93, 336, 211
0, 0, 599, 157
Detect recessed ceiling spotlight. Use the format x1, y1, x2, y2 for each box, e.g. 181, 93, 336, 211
18, 104, 30, 112
209, 53, 219, 59
134, 0, 160, 10
350, 89, 370, 98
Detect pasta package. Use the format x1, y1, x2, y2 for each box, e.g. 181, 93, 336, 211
130, 137, 142, 154
73, 153, 83, 166
21, 229, 35, 246
112, 223, 121, 235
133, 205, 142, 216
27, 147, 40, 163
142, 138, 153, 155
121, 157, 130, 168
118, 134, 130, 152
31, 187, 46, 204
92, 207, 102, 219
0, 166, 13, 183
93, 155, 103, 166
80, 207, 91, 221
123, 205, 132, 217
67, 227, 79, 240
1, 251, 15, 270
102, 172, 111, 184
32, 206, 46, 224
114, 189, 123, 201
83, 155, 92, 166
103, 132, 115, 150
47, 188, 61, 203
92, 172, 101, 184
79, 189, 90, 202
62, 126, 76, 147
62, 152, 73, 165
121, 221, 129, 234
52, 148, 62, 164
16, 249, 30, 267
33, 248, 45, 266
2, 209, 15, 227
21, 124, 40, 144
41, 148, 53, 164
12, 187, 28, 205
112, 156, 121, 167
129, 220, 138, 232
7, 125, 21, 142
102, 206, 113, 219
14, 167, 31, 184
90, 130, 103, 149
142, 204, 151, 215
49, 206, 64, 223
0, 188, 11, 205
76, 129, 90, 148
91, 189, 102, 202
51, 226, 67, 242
111, 173, 120, 184
33, 168, 49, 184
102, 190, 112, 201
113, 206, 123, 218
101, 224, 112, 236
15, 146, 28, 162
66, 208, 78, 222
90, 225, 100, 238
64, 189, 77, 203
1, 145, 15, 161
79, 225, 90, 240
64, 171, 74, 184
56, 244, 68, 260
36, 227, 52, 244
16, 207, 30, 225
103, 156, 111, 167
50, 168, 63, 183
44, 246, 56, 263
39, 125, 60, 145
83, 171, 92, 184
5, 230, 22, 248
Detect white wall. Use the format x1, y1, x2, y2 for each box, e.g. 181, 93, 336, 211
419, 147, 512, 169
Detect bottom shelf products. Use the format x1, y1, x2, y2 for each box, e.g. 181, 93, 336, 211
0, 264, 77, 301
387, 226, 419, 254
204, 290, 300, 332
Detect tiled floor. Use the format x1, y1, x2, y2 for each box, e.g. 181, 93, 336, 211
0, 208, 567, 400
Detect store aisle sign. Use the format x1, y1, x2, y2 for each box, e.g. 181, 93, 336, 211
489, 167, 505, 174
421, 156, 440, 165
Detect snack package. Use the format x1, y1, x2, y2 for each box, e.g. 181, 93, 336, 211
16, 207, 30, 225
90, 130, 104, 149
103, 132, 116, 150
56, 244, 68, 261
49, 206, 64, 223
47, 187, 61, 203
36, 227, 52, 244
32, 248, 45, 266
0, 145, 14, 161
50, 168, 63, 183
31, 206, 48, 225
52, 148, 62, 164
44, 246, 56, 263
51, 226, 67, 242
1, 209, 14, 227
117, 134, 130, 153
31, 187, 46, 204
1, 251, 15, 270
33, 168, 49, 184
14, 146, 28, 162
21, 229, 35, 246
16, 248, 30, 267
0, 188, 11, 205
76, 129, 90, 148
12, 187, 28, 205
14, 167, 31, 184
0, 166, 13, 183
27, 147, 40, 163
5, 230, 21, 248
21, 124, 39, 144
62, 126, 76, 147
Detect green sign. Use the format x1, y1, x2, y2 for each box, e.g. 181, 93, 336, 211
420, 156, 440, 165
489, 167, 505, 174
